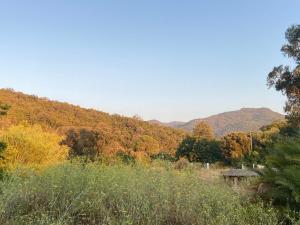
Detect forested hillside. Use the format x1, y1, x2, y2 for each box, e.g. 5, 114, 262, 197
150, 108, 284, 136
0, 89, 186, 156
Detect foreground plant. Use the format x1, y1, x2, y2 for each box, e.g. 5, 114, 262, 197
0, 163, 280, 225
261, 137, 300, 212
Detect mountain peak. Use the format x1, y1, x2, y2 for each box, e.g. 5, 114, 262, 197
149, 108, 284, 137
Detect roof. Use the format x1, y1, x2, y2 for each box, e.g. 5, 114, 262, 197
222, 169, 259, 177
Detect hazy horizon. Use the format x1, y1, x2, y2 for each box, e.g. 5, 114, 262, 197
1, 0, 297, 121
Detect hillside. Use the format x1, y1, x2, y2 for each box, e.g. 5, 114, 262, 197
0, 89, 186, 155
150, 108, 284, 136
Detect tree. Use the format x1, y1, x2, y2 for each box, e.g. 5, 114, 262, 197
133, 114, 143, 121
221, 132, 251, 164
191, 139, 223, 163
0, 104, 9, 146
0, 104, 9, 177
0, 89, 186, 158
176, 136, 196, 161
0, 124, 68, 170
260, 137, 300, 211
176, 136, 223, 163
245, 121, 286, 165
134, 135, 160, 156
193, 121, 214, 140
0, 103, 10, 116
0, 142, 6, 159
62, 129, 100, 161
0, 142, 6, 179
267, 25, 300, 126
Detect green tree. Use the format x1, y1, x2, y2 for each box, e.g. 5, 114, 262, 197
0, 103, 10, 116
191, 139, 223, 163
193, 121, 214, 140
0, 142, 6, 179
62, 129, 100, 161
260, 137, 300, 211
176, 136, 223, 163
0, 104, 9, 178
176, 136, 196, 161
267, 25, 300, 126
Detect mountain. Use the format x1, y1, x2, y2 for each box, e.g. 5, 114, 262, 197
149, 108, 284, 137
0, 89, 186, 155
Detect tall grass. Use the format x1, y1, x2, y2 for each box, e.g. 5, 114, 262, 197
0, 162, 279, 225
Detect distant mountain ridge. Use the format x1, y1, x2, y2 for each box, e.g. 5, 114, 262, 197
149, 108, 284, 137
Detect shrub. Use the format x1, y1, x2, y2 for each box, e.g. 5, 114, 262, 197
260, 137, 300, 212
0, 124, 68, 171
0, 163, 280, 225
174, 157, 190, 170
0, 141, 7, 180
116, 151, 135, 164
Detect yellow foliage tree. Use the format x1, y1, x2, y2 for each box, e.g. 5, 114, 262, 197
193, 121, 214, 140
134, 135, 160, 156
221, 132, 251, 163
0, 124, 68, 170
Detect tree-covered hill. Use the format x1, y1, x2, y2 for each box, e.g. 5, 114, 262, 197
150, 108, 284, 137
0, 89, 186, 155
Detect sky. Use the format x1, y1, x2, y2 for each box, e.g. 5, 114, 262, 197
0, 0, 298, 122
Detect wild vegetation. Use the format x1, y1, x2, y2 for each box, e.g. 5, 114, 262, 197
0, 89, 186, 160
0, 24, 299, 224
0, 124, 68, 171
0, 163, 279, 225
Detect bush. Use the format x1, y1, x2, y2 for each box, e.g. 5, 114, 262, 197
260, 137, 300, 212
116, 151, 135, 165
0, 142, 7, 180
0, 124, 68, 171
174, 157, 190, 170
0, 163, 280, 225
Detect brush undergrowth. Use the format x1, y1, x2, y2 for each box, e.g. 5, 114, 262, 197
0, 162, 280, 225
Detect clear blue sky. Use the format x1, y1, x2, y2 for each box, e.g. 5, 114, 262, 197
0, 0, 298, 121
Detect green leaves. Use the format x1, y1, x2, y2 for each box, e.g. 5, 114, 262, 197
0, 103, 10, 116
267, 25, 300, 126
176, 136, 223, 163
261, 137, 300, 211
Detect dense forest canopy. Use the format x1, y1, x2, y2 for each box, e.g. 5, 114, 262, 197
0, 89, 186, 157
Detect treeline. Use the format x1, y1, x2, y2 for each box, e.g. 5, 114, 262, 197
176, 120, 287, 166
0, 89, 289, 168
